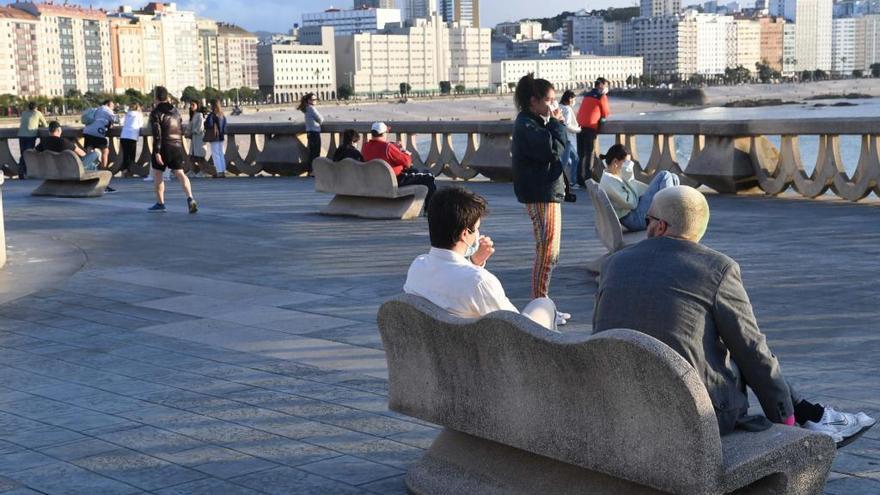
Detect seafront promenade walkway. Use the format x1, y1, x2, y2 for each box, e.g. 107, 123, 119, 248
0, 177, 877, 494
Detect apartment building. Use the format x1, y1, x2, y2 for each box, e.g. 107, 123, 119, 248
109, 16, 146, 92
832, 17, 857, 76
257, 26, 336, 102
0, 6, 41, 96
302, 7, 402, 36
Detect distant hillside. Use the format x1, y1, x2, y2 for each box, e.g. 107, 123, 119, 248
523, 7, 640, 33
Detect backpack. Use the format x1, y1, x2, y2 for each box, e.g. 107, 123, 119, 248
81, 107, 97, 125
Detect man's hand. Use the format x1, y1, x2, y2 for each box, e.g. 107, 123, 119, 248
153, 153, 164, 167
470, 235, 495, 267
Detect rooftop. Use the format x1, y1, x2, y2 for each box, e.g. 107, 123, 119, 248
0, 178, 877, 494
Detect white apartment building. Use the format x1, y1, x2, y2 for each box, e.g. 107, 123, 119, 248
640, 0, 682, 18
257, 26, 336, 102
770, 0, 832, 71
832, 17, 857, 76
336, 15, 490, 94
627, 14, 697, 78
302, 8, 402, 36
695, 14, 733, 75
12, 2, 113, 96
734, 19, 762, 72
855, 14, 880, 71
0, 7, 41, 96
495, 20, 543, 39
492, 56, 643, 89
197, 19, 219, 90
782, 22, 797, 74
213, 24, 259, 91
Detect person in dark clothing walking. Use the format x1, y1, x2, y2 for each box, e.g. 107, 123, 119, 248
576, 77, 610, 186
332, 129, 364, 161
148, 86, 197, 213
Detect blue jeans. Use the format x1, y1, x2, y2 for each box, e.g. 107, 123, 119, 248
81, 151, 101, 171
620, 171, 680, 232
561, 139, 579, 184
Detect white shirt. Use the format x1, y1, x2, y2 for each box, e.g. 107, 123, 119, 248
403, 248, 518, 319
560, 104, 581, 144
121, 110, 144, 141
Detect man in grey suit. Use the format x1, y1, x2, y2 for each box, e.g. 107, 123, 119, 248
593, 185, 874, 446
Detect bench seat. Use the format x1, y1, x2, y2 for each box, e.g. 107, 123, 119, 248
25, 149, 111, 198
584, 178, 646, 274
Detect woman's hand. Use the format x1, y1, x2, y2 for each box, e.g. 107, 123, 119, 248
552, 108, 563, 122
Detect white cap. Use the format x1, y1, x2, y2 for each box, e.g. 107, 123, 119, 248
371, 122, 389, 134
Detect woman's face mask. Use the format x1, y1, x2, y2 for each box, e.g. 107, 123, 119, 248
621, 159, 635, 180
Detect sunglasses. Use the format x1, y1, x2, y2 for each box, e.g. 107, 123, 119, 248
645, 215, 662, 227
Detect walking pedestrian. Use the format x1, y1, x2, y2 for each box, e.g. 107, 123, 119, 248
187, 101, 207, 175
576, 78, 610, 186
298, 92, 323, 175
204, 99, 227, 178
511, 73, 567, 302
16, 101, 48, 179
120, 102, 143, 176
148, 86, 197, 213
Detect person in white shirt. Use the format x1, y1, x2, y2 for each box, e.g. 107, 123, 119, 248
598, 144, 679, 232
404, 187, 569, 331
120, 102, 143, 177
559, 90, 581, 185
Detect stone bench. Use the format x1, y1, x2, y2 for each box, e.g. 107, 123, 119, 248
313, 157, 428, 220
24, 149, 112, 198
378, 294, 836, 495
585, 178, 647, 274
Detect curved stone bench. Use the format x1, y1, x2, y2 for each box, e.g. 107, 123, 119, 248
378, 294, 836, 495
24, 149, 111, 198
313, 157, 428, 220
585, 178, 646, 274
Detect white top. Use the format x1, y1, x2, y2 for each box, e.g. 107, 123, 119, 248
305, 105, 323, 132
121, 110, 144, 141
560, 104, 581, 144
404, 247, 518, 319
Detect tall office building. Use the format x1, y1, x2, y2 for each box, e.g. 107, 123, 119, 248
302, 8, 402, 36
832, 18, 856, 76
401, 0, 438, 22
0, 7, 41, 96
757, 16, 785, 71
440, 0, 479, 27
770, 0, 832, 71
640, 0, 681, 18
626, 14, 696, 78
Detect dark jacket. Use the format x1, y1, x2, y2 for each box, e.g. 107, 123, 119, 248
593, 237, 794, 435
204, 112, 227, 142
511, 111, 567, 204
149, 102, 184, 150
333, 144, 364, 162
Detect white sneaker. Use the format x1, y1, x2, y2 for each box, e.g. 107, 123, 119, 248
555, 311, 571, 326
142, 175, 153, 182
803, 407, 867, 443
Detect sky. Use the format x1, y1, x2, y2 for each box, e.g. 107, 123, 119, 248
76, 0, 641, 34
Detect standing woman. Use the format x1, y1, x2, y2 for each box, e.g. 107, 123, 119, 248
187, 101, 207, 174
558, 90, 581, 184
511, 73, 567, 301
120, 102, 143, 176
298, 93, 323, 174
204, 99, 227, 178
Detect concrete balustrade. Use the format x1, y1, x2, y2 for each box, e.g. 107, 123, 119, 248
1, 117, 879, 201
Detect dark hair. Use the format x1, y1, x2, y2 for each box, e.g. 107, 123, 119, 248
101, 99, 112, 106
28, 101, 37, 111
129, 101, 141, 110
297, 93, 315, 113
342, 129, 360, 147
561, 90, 576, 105
594, 77, 609, 88
514, 73, 554, 112
600, 144, 629, 165
48, 121, 62, 132
427, 187, 488, 249
155, 86, 169, 102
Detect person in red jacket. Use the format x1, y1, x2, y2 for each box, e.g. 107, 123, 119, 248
362, 122, 436, 208
576, 77, 610, 187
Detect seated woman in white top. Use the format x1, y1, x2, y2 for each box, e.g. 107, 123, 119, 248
598, 144, 680, 232
404, 187, 569, 331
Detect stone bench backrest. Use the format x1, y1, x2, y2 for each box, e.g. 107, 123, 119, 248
378, 294, 725, 494
313, 157, 400, 199
586, 178, 626, 252
24, 149, 86, 181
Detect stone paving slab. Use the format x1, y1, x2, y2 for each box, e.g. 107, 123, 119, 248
0, 178, 877, 494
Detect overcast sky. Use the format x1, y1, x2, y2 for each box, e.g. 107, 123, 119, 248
83, 0, 643, 34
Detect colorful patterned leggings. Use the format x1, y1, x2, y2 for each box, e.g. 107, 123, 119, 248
526, 202, 561, 299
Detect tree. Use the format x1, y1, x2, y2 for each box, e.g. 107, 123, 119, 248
507, 82, 516, 91
688, 73, 705, 86
439, 81, 452, 95
337, 84, 354, 100
723, 65, 751, 84
813, 69, 828, 80
800, 70, 813, 82
202, 87, 223, 103
399, 82, 411, 96
124, 88, 147, 106
181, 86, 202, 103
853, 69, 864, 78
870, 63, 880, 78
756, 61, 774, 83
454, 84, 466, 94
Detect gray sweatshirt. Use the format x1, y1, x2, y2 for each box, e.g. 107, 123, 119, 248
304, 105, 323, 133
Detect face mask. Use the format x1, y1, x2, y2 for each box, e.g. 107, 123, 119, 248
548, 100, 559, 113
601, 87, 609, 95
622, 160, 634, 176
464, 235, 479, 258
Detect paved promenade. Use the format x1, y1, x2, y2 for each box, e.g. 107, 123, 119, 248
0, 177, 877, 494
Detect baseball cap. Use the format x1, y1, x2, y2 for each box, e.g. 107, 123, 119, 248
371, 122, 389, 134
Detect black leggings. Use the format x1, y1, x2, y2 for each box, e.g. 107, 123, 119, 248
397, 169, 436, 207
120, 138, 137, 173
306, 131, 321, 173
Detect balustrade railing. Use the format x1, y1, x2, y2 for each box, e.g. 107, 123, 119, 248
1, 117, 878, 201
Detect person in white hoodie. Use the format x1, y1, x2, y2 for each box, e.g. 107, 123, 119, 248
558, 90, 581, 185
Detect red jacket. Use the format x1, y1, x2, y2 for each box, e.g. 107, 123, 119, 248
576, 90, 610, 131
362, 139, 412, 176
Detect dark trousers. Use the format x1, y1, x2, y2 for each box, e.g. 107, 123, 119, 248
576, 128, 597, 185
306, 131, 321, 173
120, 138, 137, 173
397, 169, 436, 208
18, 137, 37, 178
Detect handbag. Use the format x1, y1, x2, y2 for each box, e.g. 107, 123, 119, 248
203, 113, 220, 142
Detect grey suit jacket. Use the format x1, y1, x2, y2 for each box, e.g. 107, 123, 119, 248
593, 237, 794, 435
